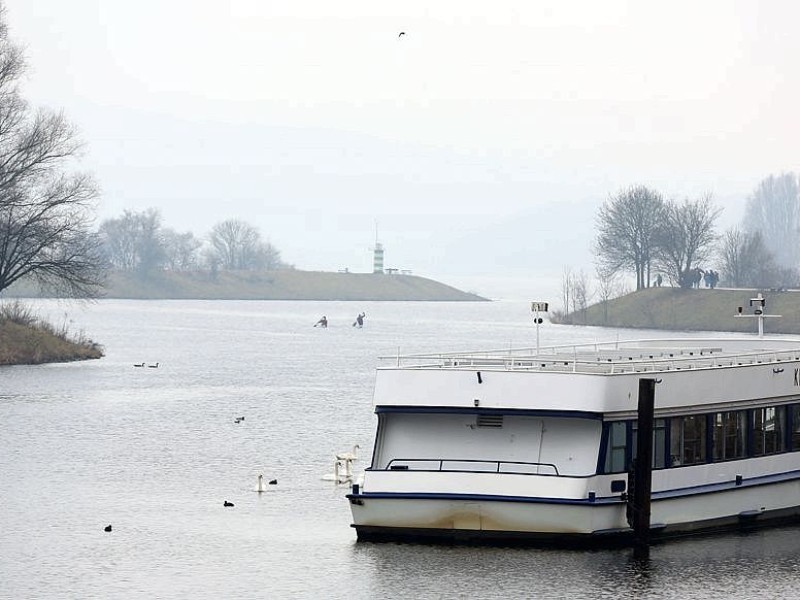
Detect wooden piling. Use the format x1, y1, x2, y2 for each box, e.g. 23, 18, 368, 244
628, 378, 655, 552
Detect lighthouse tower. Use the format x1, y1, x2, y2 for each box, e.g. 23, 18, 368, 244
373, 242, 384, 274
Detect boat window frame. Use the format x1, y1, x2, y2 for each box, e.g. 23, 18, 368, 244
712, 409, 748, 462
752, 405, 786, 456
669, 414, 707, 467
790, 404, 800, 451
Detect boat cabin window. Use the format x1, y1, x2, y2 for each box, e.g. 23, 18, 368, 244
791, 404, 800, 450
753, 406, 785, 456
670, 415, 707, 466
604, 422, 627, 474
601, 419, 666, 473
600, 402, 800, 473
632, 419, 666, 469
712, 410, 747, 461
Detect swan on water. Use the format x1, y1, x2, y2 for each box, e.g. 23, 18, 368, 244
256, 474, 278, 492
336, 444, 360, 462
322, 459, 359, 485
223, 500, 234, 507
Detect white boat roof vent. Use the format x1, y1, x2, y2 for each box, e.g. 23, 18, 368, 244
476, 414, 503, 428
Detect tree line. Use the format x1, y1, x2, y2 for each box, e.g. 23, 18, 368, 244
98, 209, 290, 274
595, 174, 800, 293
0, 3, 290, 298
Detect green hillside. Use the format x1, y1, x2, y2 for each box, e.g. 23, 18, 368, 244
557, 287, 800, 334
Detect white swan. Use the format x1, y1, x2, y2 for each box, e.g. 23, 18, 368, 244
336, 444, 360, 462
257, 474, 266, 493
322, 459, 355, 485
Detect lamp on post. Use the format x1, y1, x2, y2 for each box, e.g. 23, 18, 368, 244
530, 301, 549, 354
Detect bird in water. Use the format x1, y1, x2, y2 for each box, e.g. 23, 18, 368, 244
223, 500, 234, 507
257, 474, 278, 492
398, 31, 406, 38
104, 525, 112, 532
133, 363, 144, 368
336, 444, 360, 462
148, 362, 159, 368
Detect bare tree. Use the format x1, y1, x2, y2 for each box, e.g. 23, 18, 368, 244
560, 265, 572, 314
251, 239, 285, 270
207, 219, 287, 271
743, 173, 800, 268
595, 266, 620, 325
596, 185, 666, 290
99, 208, 165, 273
162, 228, 202, 271
656, 194, 721, 287
718, 227, 782, 288
0, 5, 104, 297
570, 269, 591, 324
208, 219, 260, 270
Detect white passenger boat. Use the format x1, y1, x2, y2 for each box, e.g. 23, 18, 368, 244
348, 324, 800, 546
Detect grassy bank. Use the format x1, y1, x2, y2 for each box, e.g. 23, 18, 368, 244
0, 302, 104, 365
11, 269, 487, 302
555, 287, 800, 334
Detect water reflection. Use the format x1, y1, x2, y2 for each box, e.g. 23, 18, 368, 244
350, 526, 800, 599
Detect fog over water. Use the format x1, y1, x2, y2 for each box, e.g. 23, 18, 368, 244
2, 299, 800, 599
4, 1, 800, 299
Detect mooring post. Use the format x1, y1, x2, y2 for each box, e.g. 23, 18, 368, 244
628, 378, 655, 553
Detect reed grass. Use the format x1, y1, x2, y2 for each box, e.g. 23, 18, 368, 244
0, 300, 103, 365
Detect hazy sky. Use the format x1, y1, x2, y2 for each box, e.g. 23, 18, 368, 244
5, 0, 800, 300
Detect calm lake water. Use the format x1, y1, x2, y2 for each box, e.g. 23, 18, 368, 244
2, 299, 800, 599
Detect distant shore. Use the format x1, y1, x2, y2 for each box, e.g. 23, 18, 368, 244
555, 287, 800, 334
7, 269, 488, 302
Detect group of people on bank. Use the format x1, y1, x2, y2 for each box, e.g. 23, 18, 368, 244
313, 312, 366, 329
654, 268, 721, 289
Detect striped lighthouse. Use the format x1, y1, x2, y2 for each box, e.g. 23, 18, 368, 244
373, 242, 384, 274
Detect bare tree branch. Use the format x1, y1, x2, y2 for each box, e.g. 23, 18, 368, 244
0, 6, 103, 298
595, 185, 665, 290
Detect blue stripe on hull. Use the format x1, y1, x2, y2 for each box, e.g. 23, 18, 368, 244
350, 467, 800, 506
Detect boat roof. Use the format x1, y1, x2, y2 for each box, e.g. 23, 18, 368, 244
378, 337, 800, 376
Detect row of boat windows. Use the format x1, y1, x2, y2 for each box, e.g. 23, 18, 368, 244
602, 403, 800, 473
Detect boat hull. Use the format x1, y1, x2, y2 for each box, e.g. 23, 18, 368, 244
348, 478, 800, 547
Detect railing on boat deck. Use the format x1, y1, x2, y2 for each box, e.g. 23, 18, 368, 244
382, 458, 560, 476
380, 337, 800, 375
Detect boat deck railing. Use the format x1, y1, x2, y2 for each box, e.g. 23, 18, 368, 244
379, 337, 800, 375
382, 458, 560, 476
